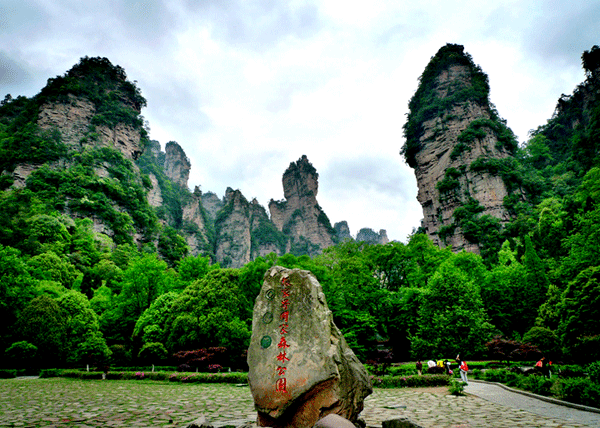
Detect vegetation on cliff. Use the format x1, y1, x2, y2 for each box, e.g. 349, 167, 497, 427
1, 48, 599, 372
401, 43, 517, 168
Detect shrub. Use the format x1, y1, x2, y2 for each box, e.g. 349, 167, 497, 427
588, 361, 600, 384
370, 374, 450, 388
173, 347, 229, 371
387, 365, 418, 376
556, 365, 587, 378
39, 369, 61, 378
167, 372, 248, 384
448, 379, 466, 396
481, 368, 508, 382
552, 377, 600, 407
518, 375, 553, 396
0, 369, 17, 379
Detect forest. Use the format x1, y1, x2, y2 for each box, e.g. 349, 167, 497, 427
1, 48, 600, 371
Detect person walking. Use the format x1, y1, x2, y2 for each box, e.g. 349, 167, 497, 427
459, 359, 469, 384
416, 360, 422, 376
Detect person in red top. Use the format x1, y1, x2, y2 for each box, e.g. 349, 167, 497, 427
456, 354, 469, 384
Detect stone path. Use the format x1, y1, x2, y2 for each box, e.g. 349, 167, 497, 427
463, 380, 600, 428
0, 378, 599, 427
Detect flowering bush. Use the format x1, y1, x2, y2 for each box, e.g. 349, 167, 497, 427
208, 364, 222, 373
134, 371, 145, 380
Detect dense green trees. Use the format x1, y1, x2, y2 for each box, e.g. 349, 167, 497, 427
1, 214, 599, 367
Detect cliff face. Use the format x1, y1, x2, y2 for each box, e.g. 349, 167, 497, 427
356, 228, 389, 245
1, 57, 154, 247
269, 155, 336, 256
214, 188, 252, 268
0, 56, 391, 270
402, 44, 518, 253
37, 94, 143, 163
164, 141, 191, 188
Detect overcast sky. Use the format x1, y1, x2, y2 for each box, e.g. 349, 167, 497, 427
2, 1, 599, 242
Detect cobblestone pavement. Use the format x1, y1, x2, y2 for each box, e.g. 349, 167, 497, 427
463, 381, 600, 428
0, 378, 599, 428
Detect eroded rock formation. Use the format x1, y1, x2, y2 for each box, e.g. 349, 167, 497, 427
38, 94, 143, 162
214, 188, 253, 268
356, 228, 389, 245
402, 44, 518, 253
269, 156, 336, 256
164, 141, 191, 188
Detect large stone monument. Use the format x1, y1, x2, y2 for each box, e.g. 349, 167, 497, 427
247, 266, 372, 428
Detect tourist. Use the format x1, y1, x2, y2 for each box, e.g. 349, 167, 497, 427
459, 359, 469, 384
416, 360, 423, 376
427, 359, 436, 369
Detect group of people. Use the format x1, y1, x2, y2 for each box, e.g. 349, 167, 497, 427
415, 354, 469, 384
536, 356, 552, 378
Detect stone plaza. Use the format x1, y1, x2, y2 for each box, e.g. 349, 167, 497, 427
1, 378, 599, 427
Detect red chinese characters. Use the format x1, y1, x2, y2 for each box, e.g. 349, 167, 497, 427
276, 276, 292, 393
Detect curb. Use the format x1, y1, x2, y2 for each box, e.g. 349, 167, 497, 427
469, 379, 600, 414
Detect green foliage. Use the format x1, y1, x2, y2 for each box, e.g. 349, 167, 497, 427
0, 369, 17, 379
165, 269, 250, 358
370, 374, 450, 388
523, 327, 560, 358
436, 167, 462, 194
17, 295, 69, 367
411, 255, 493, 359
588, 361, 600, 384
119, 254, 173, 317
157, 226, 189, 267
552, 377, 600, 407
57, 290, 110, 364
132, 291, 178, 346
556, 265, 600, 362
138, 342, 168, 363
402, 44, 493, 167
5, 341, 38, 368
448, 379, 466, 395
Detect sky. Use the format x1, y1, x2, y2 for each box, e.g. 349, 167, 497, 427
2, 1, 599, 243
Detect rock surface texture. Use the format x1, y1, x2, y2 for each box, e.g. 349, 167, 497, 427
38, 94, 143, 162
247, 266, 372, 428
269, 156, 336, 256
402, 44, 517, 253
164, 141, 191, 188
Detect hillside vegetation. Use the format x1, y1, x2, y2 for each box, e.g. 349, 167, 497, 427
1, 47, 600, 369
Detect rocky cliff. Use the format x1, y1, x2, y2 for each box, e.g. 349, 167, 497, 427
37, 94, 143, 163
402, 44, 519, 253
0, 56, 390, 269
1, 57, 155, 248
269, 155, 337, 256
356, 228, 389, 245
164, 141, 191, 188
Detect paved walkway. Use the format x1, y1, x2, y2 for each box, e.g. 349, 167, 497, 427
0, 378, 599, 427
463, 380, 600, 428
